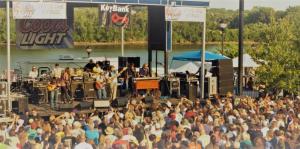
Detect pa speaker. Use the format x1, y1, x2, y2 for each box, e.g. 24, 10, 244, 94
84, 82, 96, 99
111, 97, 128, 108
118, 57, 128, 68
148, 6, 166, 51
77, 101, 93, 110
212, 59, 234, 95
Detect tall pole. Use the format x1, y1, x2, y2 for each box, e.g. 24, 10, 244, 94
221, 30, 224, 55
6, 0, 11, 112
156, 50, 158, 77
201, 20, 206, 99
121, 26, 124, 56
238, 0, 244, 95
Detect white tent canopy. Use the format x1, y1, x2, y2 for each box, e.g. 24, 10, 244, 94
170, 61, 212, 73
232, 54, 259, 68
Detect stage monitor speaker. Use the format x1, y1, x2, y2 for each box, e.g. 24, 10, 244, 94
111, 97, 128, 108
77, 101, 93, 110
212, 59, 234, 95
148, 6, 166, 51
84, 82, 96, 99
59, 103, 78, 111
71, 83, 84, 100
94, 99, 110, 108
144, 95, 153, 104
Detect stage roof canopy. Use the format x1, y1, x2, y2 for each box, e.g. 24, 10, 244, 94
172, 50, 229, 61
0, 0, 210, 7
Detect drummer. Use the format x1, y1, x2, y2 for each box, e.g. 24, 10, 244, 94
28, 66, 38, 80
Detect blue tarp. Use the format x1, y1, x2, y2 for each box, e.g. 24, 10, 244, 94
172, 51, 229, 61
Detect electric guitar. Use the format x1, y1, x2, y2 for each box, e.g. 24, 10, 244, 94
107, 67, 128, 84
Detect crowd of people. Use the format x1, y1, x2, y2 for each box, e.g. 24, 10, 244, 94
0, 93, 300, 149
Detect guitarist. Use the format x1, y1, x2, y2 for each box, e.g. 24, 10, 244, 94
47, 78, 59, 109
107, 66, 127, 100
95, 72, 107, 99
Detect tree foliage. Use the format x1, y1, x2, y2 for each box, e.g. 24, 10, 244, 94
250, 19, 300, 94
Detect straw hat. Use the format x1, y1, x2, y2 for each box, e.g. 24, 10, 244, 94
105, 127, 114, 135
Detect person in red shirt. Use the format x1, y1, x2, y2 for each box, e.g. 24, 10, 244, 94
112, 130, 129, 149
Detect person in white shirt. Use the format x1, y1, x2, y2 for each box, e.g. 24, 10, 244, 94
52, 63, 62, 79
74, 134, 93, 149
107, 65, 118, 100
28, 66, 38, 80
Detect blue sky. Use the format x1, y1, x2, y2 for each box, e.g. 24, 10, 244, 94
210, 0, 300, 10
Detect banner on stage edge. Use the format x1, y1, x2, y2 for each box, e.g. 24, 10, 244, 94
165, 7, 206, 22
13, 2, 66, 19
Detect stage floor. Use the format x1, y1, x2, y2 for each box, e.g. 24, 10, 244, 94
28, 100, 97, 117
28, 98, 181, 117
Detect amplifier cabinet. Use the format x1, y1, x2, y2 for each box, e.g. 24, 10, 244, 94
33, 87, 48, 104
84, 82, 96, 99
71, 82, 84, 100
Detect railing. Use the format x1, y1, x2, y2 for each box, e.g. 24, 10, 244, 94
0, 0, 210, 7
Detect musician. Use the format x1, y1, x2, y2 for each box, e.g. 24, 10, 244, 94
107, 65, 118, 100
47, 79, 59, 109
95, 72, 107, 99
139, 63, 150, 77
61, 67, 72, 103
93, 63, 103, 74
126, 63, 137, 94
84, 59, 96, 72
72, 68, 83, 77
28, 66, 38, 80
52, 63, 62, 79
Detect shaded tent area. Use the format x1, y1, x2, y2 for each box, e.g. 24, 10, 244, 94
170, 50, 228, 73
172, 51, 229, 61
232, 54, 259, 68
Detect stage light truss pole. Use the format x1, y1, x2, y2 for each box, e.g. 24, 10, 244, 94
121, 26, 124, 56
6, 0, 11, 112
200, 19, 206, 99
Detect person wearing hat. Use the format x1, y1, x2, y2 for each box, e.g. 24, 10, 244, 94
105, 127, 117, 143
28, 66, 38, 80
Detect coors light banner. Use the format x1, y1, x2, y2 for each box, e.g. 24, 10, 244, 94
99, 4, 130, 28
16, 19, 73, 49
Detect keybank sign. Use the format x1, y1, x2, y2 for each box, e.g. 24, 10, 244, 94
100, 4, 129, 13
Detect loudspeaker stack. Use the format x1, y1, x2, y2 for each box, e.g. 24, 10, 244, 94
212, 59, 234, 95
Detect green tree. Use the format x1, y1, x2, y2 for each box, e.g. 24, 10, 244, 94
251, 19, 300, 94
